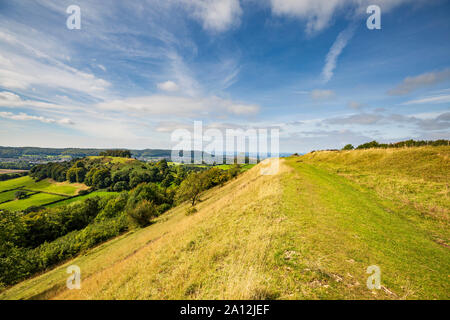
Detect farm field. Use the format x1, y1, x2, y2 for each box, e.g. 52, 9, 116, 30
0, 169, 28, 174
23, 179, 87, 196
0, 192, 66, 211
0, 176, 32, 192
0, 176, 90, 211
46, 191, 119, 208
87, 156, 137, 164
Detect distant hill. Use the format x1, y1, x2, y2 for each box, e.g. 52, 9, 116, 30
2, 146, 448, 300
0, 146, 173, 159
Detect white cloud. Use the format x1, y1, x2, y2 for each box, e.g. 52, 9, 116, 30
388, 69, 450, 95
96, 94, 260, 117
269, 0, 423, 34
322, 25, 356, 83
97, 64, 107, 72
401, 94, 450, 105
157, 80, 180, 92
0, 91, 79, 111
184, 0, 243, 32
311, 89, 335, 100
0, 111, 74, 125
270, 0, 342, 34
226, 103, 260, 115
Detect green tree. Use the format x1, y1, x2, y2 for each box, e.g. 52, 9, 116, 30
175, 172, 206, 206
127, 200, 158, 227
14, 190, 27, 200
342, 144, 354, 150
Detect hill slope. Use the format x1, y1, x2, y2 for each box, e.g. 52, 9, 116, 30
1, 147, 449, 300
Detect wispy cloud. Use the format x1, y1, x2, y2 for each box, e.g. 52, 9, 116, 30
322, 25, 357, 83
183, 0, 243, 33
269, 0, 423, 35
0, 111, 73, 125
401, 94, 450, 105
388, 68, 450, 95
95, 95, 260, 118
157, 81, 180, 92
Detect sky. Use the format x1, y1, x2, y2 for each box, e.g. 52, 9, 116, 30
0, 0, 449, 153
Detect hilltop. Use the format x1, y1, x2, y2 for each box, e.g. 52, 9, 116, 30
1, 146, 449, 300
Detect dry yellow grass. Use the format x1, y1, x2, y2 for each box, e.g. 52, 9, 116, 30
52, 159, 287, 299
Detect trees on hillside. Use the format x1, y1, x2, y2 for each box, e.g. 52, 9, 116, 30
99, 149, 132, 158
176, 172, 205, 206
342, 144, 354, 150
175, 167, 237, 206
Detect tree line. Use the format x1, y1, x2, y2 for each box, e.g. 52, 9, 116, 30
341, 139, 450, 151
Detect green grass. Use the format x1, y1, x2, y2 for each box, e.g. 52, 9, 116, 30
0, 190, 34, 203
0, 176, 33, 192
0, 176, 87, 196
88, 156, 136, 164
46, 191, 118, 208
0, 193, 66, 211
22, 179, 81, 196
273, 157, 449, 299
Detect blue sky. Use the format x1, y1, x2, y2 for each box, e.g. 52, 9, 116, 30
0, 0, 449, 153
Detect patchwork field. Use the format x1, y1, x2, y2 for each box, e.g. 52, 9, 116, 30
0, 190, 34, 203
0, 176, 32, 192
0, 169, 28, 174
0, 193, 66, 211
0, 176, 90, 211
46, 191, 119, 208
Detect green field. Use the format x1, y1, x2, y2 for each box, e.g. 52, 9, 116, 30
0, 193, 66, 211
0, 176, 32, 192
0, 190, 35, 203
0, 176, 84, 196
23, 179, 82, 196
215, 163, 256, 171
0, 176, 89, 211
46, 191, 119, 208
88, 156, 136, 164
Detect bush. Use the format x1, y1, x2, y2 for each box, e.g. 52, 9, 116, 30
185, 207, 198, 216
78, 189, 91, 196
14, 190, 28, 200
113, 181, 129, 192
342, 144, 354, 150
127, 200, 158, 227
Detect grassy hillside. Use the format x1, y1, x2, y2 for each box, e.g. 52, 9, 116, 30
1, 147, 449, 300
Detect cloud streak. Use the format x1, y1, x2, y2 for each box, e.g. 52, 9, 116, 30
388, 69, 450, 95
322, 25, 357, 83
0, 111, 74, 125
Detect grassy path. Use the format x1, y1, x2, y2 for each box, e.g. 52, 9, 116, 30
272, 158, 449, 299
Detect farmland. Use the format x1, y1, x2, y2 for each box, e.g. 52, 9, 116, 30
46, 191, 118, 208
0, 176, 89, 211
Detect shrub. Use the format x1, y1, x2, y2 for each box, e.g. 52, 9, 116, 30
78, 189, 91, 196
127, 200, 158, 227
14, 190, 28, 200
185, 207, 198, 216
342, 144, 354, 150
